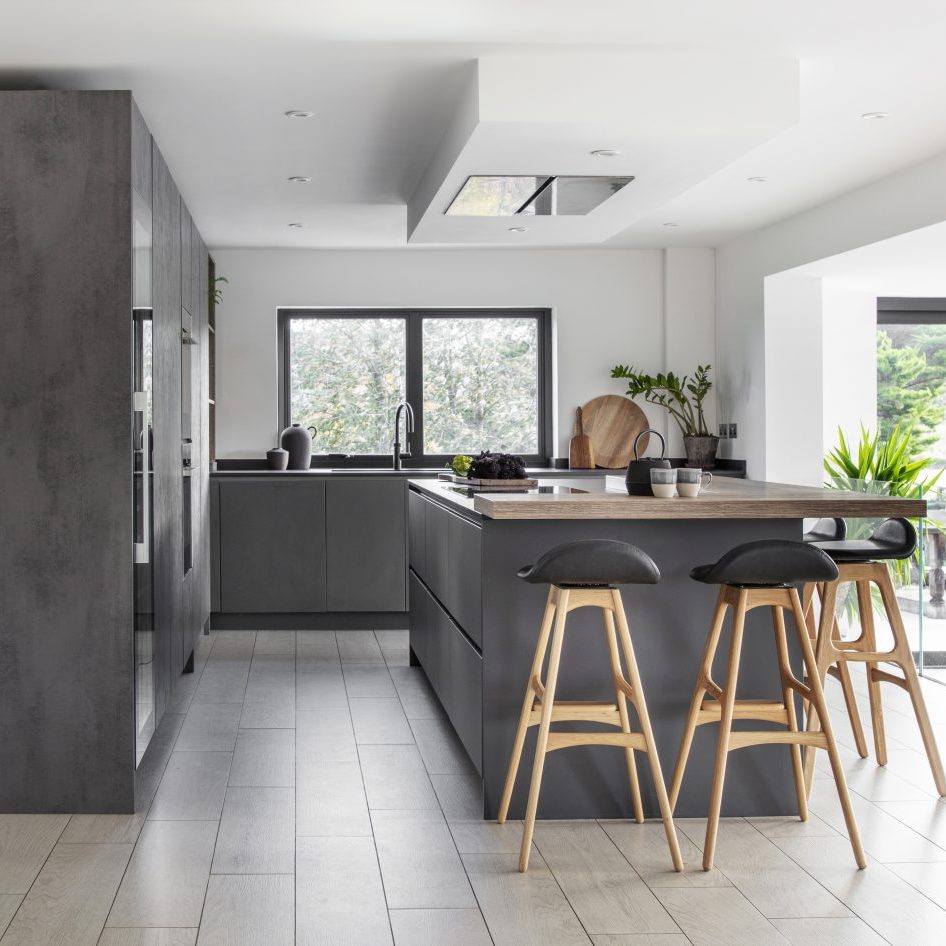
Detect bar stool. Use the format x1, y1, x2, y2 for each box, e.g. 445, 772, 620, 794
805, 518, 946, 797
800, 518, 871, 760
669, 539, 866, 870
496, 539, 684, 873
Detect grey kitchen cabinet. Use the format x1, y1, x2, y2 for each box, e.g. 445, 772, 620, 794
0, 91, 211, 812
211, 475, 409, 618
409, 576, 482, 773
218, 480, 327, 612
326, 478, 406, 611
180, 200, 195, 316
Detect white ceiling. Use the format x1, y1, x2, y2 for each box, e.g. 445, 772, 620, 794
792, 220, 946, 296
4, 1, 946, 249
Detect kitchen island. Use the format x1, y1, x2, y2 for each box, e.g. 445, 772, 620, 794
407, 476, 925, 820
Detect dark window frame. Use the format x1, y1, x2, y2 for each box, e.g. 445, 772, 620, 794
277, 308, 553, 468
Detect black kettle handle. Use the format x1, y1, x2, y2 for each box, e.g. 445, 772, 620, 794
308, 426, 317, 438
633, 428, 665, 460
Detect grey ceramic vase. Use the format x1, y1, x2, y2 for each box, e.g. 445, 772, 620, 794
266, 447, 289, 471
280, 424, 317, 470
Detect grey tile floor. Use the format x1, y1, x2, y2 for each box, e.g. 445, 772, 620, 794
1, 629, 946, 944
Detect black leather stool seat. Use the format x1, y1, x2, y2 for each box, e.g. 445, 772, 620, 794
813, 517, 916, 563
690, 539, 839, 587
803, 517, 847, 543
517, 539, 660, 586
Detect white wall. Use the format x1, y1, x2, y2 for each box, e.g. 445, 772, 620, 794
716, 149, 946, 480
763, 272, 825, 486
211, 247, 716, 460
822, 286, 877, 454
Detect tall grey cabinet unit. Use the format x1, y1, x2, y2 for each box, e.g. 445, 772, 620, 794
0, 91, 211, 813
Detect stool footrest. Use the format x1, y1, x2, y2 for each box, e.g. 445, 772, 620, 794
870, 666, 909, 690
528, 701, 622, 725
546, 731, 647, 753
728, 731, 829, 751
698, 699, 789, 725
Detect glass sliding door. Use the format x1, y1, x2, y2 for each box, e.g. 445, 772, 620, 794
876, 298, 946, 682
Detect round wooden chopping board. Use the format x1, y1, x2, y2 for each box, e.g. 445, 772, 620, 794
579, 394, 649, 469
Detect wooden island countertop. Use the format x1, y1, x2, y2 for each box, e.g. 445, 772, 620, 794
409, 476, 926, 521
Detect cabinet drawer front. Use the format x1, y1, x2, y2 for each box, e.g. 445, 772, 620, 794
424, 500, 450, 603
408, 489, 427, 578
219, 481, 326, 612
326, 479, 406, 611
412, 578, 482, 775
447, 513, 482, 647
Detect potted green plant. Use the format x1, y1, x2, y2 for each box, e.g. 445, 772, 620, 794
611, 363, 718, 467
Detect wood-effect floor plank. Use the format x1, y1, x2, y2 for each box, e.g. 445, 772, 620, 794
358, 745, 439, 810
229, 729, 295, 787
0, 842, 131, 946
61, 815, 145, 846
0, 898, 20, 939
775, 835, 946, 946
174, 704, 242, 753
197, 874, 293, 946
106, 821, 217, 929
371, 809, 477, 909
533, 822, 677, 936
296, 836, 393, 946
600, 820, 729, 887
211, 787, 294, 874
147, 752, 231, 821
653, 887, 788, 946
770, 917, 888, 945
462, 852, 591, 946
674, 818, 850, 918
97, 930, 198, 946
389, 908, 492, 946
0, 815, 70, 894
296, 761, 371, 837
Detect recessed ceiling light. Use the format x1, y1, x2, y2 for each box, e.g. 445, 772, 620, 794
287, 176, 311, 183
284, 110, 313, 119
507, 226, 529, 233
663, 222, 679, 228
747, 176, 768, 183
861, 111, 889, 120
287, 222, 305, 228
590, 149, 621, 157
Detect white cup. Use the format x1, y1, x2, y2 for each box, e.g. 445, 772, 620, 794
677, 468, 713, 498
650, 467, 677, 498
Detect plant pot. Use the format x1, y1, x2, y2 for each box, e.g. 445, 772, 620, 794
684, 434, 719, 469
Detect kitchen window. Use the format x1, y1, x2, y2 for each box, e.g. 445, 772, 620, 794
278, 309, 552, 465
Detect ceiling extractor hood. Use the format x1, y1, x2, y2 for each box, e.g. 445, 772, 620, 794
445, 175, 634, 217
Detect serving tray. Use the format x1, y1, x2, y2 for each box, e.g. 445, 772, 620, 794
451, 475, 538, 489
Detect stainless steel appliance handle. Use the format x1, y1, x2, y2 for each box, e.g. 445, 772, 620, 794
134, 390, 150, 564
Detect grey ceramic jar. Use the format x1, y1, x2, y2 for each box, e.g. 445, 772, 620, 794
266, 447, 289, 471
280, 424, 317, 470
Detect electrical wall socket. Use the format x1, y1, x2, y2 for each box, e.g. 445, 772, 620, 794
728, 423, 738, 439
718, 423, 728, 438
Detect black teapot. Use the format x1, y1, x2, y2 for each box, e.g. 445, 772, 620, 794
625, 429, 670, 495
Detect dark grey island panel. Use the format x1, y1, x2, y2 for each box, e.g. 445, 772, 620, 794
406, 480, 824, 822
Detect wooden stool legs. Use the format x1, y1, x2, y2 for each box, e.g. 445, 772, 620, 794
802, 564, 946, 798
670, 585, 866, 871
497, 586, 683, 873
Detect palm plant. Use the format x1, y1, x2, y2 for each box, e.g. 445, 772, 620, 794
824, 423, 942, 619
